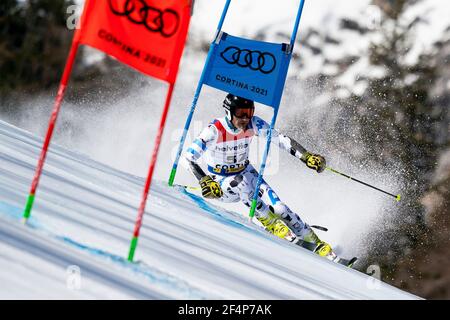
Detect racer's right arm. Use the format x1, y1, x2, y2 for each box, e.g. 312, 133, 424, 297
184, 125, 223, 199
188, 161, 207, 181
183, 124, 217, 181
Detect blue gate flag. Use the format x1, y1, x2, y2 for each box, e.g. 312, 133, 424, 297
203, 32, 292, 108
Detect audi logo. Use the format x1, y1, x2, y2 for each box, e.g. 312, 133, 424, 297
220, 46, 277, 74
108, 0, 180, 38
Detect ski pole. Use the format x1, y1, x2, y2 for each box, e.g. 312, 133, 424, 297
174, 184, 201, 192
325, 167, 401, 202
311, 225, 328, 232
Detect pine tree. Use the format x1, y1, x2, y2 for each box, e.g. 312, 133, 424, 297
335, 0, 449, 289
290, 0, 448, 291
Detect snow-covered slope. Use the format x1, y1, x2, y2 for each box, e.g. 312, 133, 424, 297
0, 120, 420, 299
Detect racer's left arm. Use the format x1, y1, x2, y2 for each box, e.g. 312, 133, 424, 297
252, 116, 326, 173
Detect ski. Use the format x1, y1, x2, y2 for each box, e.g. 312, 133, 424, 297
278, 226, 357, 268
337, 256, 358, 268
310, 225, 328, 232
260, 220, 358, 268
176, 184, 357, 268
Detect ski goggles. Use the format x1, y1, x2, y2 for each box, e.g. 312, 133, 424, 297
234, 107, 255, 119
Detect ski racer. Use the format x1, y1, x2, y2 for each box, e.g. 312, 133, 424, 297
183, 93, 334, 259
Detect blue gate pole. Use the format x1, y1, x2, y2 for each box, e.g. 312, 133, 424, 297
248, 109, 280, 218
290, 0, 305, 49
169, 0, 232, 186
248, 0, 306, 218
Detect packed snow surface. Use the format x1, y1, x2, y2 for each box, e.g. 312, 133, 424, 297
0, 120, 419, 299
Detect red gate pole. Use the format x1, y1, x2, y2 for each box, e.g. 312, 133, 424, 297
22, 40, 81, 224
128, 82, 175, 262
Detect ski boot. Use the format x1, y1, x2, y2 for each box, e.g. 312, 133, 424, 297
299, 229, 358, 267
298, 228, 338, 261
256, 211, 292, 239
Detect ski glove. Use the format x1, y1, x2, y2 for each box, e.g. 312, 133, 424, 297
199, 175, 223, 199
301, 152, 326, 173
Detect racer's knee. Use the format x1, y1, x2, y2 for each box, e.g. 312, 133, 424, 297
269, 202, 289, 217
270, 203, 305, 230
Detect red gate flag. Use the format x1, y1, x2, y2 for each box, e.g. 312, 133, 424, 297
22, 0, 194, 261
74, 0, 192, 83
